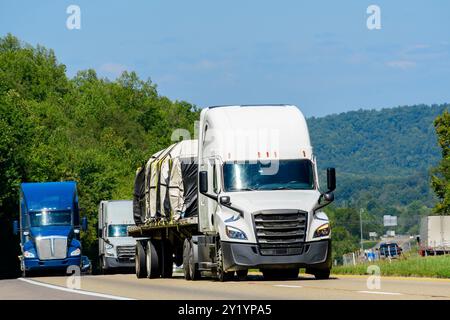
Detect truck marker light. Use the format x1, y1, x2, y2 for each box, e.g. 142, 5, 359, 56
266, 151, 269, 157
258, 152, 261, 158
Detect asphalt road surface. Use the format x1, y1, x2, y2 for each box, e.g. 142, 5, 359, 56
0, 273, 449, 300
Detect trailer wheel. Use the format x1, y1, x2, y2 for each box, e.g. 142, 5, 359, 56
161, 240, 173, 278
135, 241, 147, 279
182, 239, 191, 280
146, 240, 160, 278
188, 239, 201, 280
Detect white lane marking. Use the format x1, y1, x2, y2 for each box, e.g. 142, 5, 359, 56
358, 290, 402, 296
273, 284, 303, 288
18, 278, 134, 300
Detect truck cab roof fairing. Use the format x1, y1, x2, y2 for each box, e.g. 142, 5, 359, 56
21, 182, 78, 212
200, 105, 313, 162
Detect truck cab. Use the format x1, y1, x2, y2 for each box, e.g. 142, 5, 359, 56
13, 182, 87, 277
98, 200, 136, 273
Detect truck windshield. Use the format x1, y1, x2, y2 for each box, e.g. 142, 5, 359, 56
223, 159, 315, 192
29, 210, 72, 227
108, 225, 130, 237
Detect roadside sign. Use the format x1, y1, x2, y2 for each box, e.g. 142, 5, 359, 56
383, 215, 397, 227
369, 232, 378, 238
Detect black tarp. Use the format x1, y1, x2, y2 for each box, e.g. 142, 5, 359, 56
133, 166, 146, 225
180, 157, 198, 218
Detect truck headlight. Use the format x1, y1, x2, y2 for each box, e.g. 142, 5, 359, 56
225, 226, 247, 240
105, 243, 113, 249
313, 223, 330, 238
24, 251, 35, 258
70, 248, 81, 256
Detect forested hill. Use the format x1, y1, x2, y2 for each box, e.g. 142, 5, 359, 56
308, 104, 446, 176
308, 104, 448, 208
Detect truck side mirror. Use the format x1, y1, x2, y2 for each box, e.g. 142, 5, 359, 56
327, 167, 336, 192
219, 196, 231, 205
81, 217, 88, 232
199, 171, 208, 193
98, 228, 103, 238
12, 220, 19, 236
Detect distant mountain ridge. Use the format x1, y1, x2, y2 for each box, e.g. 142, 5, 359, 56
307, 104, 449, 208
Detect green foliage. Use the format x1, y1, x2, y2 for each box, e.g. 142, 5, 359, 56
332, 254, 450, 278
0, 34, 199, 270
431, 110, 450, 214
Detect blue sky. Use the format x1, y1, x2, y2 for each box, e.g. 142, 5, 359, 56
1, 0, 449, 117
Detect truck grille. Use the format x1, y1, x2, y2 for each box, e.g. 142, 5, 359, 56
35, 236, 67, 260
117, 245, 135, 260
253, 210, 307, 256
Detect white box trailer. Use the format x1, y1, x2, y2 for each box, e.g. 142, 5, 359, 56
419, 216, 450, 255
98, 200, 137, 273
129, 105, 336, 281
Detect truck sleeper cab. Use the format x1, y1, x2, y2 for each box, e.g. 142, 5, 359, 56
13, 182, 87, 276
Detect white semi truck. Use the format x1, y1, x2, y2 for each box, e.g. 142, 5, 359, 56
129, 105, 336, 281
98, 200, 136, 273
419, 216, 450, 256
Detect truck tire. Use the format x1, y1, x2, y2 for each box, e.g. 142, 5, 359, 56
216, 247, 234, 282
161, 239, 173, 278
146, 240, 160, 278
182, 238, 191, 280
135, 241, 147, 279
236, 270, 248, 281
262, 268, 298, 280
312, 269, 330, 280
188, 239, 201, 280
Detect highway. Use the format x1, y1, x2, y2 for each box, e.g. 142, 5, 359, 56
1, 273, 449, 300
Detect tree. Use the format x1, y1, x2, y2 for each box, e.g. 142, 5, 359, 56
431, 110, 450, 214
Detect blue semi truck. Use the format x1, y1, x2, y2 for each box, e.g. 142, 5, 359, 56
13, 181, 87, 277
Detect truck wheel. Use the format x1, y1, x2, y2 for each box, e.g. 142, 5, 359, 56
146, 240, 160, 278
262, 268, 298, 280
161, 240, 173, 278
135, 241, 147, 279
312, 269, 330, 280
236, 270, 248, 281
182, 239, 191, 280
216, 247, 234, 282
188, 239, 201, 280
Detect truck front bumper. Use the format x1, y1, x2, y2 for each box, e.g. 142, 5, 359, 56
221, 239, 331, 271
24, 256, 81, 271
104, 257, 135, 269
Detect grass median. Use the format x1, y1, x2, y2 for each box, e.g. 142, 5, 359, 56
332, 254, 450, 278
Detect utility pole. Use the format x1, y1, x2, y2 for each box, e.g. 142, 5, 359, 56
360, 208, 364, 252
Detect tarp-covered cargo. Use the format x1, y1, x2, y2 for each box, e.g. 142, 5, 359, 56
133, 140, 198, 225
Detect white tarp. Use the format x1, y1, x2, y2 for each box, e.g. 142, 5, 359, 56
144, 140, 198, 222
